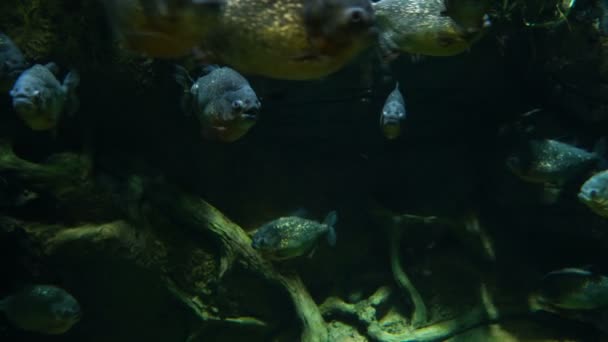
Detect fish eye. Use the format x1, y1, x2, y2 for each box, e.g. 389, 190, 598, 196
350, 9, 363, 23
232, 100, 243, 110
590, 190, 599, 198
345, 8, 368, 25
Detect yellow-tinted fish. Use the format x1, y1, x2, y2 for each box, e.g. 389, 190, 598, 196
534, 268, 608, 311
198, 0, 377, 80
252, 211, 337, 260
100, 0, 225, 58
380, 82, 406, 139
0, 285, 81, 335
373, 0, 490, 59
506, 139, 601, 185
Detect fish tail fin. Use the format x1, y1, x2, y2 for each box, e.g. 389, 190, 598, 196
593, 137, 608, 169
44, 62, 60, 75
324, 211, 337, 246
377, 36, 400, 64
289, 207, 310, 219
0, 297, 7, 312
201, 64, 220, 75
174, 65, 193, 89
63, 69, 80, 116
594, 137, 607, 156
175, 65, 194, 116
191, 0, 226, 11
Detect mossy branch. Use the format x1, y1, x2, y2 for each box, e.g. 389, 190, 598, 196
0, 142, 329, 342
138, 181, 329, 342
388, 226, 428, 326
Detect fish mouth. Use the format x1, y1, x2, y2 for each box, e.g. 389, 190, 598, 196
239, 103, 260, 121
241, 112, 258, 121
382, 118, 401, 126
578, 192, 592, 203
11, 93, 34, 104
12, 95, 37, 113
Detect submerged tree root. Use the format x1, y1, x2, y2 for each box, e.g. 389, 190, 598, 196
320, 286, 530, 342
0, 144, 536, 342
0, 142, 329, 342
135, 180, 329, 342
388, 226, 427, 326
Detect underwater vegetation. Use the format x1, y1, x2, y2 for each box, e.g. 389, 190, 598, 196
2, 0, 608, 342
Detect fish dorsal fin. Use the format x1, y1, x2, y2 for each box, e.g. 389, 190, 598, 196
63, 70, 80, 116
0, 296, 8, 311
174, 65, 193, 89
44, 62, 59, 75
201, 64, 220, 75
543, 267, 593, 280
323, 211, 337, 246
175, 65, 196, 116
593, 137, 607, 158
288, 208, 310, 219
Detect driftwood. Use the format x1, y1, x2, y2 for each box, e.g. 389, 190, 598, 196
0, 143, 549, 342
0, 142, 330, 342
320, 284, 534, 342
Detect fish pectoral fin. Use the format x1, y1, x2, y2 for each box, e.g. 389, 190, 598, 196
307, 246, 318, 259
291, 52, 324, 62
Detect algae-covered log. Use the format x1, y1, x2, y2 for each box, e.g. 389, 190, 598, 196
0, 141, 329, 342
0, 141, 116, 221
134, 180, 330, 342
320, 285, 532, 342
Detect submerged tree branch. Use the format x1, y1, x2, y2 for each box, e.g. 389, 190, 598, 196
320, 285, 531, 342
138, 181, 329, 342
388, 226, 427, 326
0, 141, 329, 342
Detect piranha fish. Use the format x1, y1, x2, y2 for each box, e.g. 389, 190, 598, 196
579, 170, 608, 218
380, 82, 406, 139
100, 0, 225, 58
534, 268, 608, 311
252, 211, 338, 260
506, 139, 602, 185
9, 63, 80, 132
0, 33, 28, 92
175, 65, 260, 142
442, 0, 492, 33
198, 0, 377, 80
0, 285, 81, 335
373, 0, 490, 60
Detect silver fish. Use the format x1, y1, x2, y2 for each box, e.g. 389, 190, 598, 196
380, 82, 406, 139
10, 63, 79, 132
